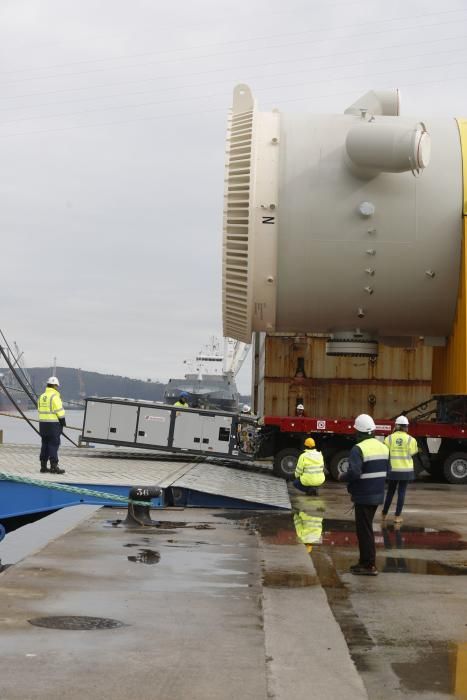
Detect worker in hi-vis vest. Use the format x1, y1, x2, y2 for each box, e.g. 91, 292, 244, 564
173, 391, 189, 408
37, 376, 66, 474
382, 415, 418, 524
293, 511, 323, 552
293, 437, 326, 496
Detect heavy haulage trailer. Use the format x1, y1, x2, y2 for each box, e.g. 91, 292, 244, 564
81, 395, 467, 485
260, 398, 467, 484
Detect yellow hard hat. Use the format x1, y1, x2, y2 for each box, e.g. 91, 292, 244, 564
304, 437, 315, 448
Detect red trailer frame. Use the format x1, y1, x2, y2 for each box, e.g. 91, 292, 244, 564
261, 414, 467, 484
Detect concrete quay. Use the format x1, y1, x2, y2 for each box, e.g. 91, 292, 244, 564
0, 502, 365, 700
0, 479, 466, 699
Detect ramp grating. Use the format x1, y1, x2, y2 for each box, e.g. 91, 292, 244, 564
171, 463, 291, 510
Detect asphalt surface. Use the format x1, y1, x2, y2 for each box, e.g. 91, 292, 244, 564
291, 480, 467, 700
0, 479, 466, 699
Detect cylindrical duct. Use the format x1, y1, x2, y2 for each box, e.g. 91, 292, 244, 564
222, 85, 464, 346
346, 121, 431, 176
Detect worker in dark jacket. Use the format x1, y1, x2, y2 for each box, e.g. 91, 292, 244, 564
339, 414, 389, 576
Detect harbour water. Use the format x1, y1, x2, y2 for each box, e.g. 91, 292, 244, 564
0, 410, 84, 445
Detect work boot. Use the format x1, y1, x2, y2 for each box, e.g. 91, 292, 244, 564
50, 462, 65, 475
306, 487, 319, 496
351, 564, 378, 576
39, 460, 50, 473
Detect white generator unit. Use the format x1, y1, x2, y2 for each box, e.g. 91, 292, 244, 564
81, 397, 247, 458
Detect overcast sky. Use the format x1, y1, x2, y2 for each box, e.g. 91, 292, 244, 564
1, 0, 467, 393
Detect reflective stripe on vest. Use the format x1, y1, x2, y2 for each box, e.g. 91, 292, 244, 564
37, 388, 65, 422
358, 438, 389, 474
384, 431, 417, 472
295, 449, 325, 486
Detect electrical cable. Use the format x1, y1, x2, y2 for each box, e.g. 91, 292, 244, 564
0, 345, 78, 447
0, 375, 40, 436
5, 25, 467, 105
2, 50, 467, 128
2, 63, 467, 141
1, 13, 466, 88
0, 329, 37, 398
0, 5, 464, 77
0, 382, 84, 409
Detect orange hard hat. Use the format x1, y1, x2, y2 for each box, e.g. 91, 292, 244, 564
304, 437, 315, 448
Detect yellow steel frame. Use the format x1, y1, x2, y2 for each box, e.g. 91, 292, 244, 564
432, 119, 467, 394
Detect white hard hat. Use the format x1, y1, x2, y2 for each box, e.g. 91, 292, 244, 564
242, 404, 251, 413
395, 415, 409, 426
47, 376, 60, 386
353, 413, 376, 433
296, 404, 305, 410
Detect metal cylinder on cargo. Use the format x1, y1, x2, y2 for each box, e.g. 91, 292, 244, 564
222, 84, 464, 353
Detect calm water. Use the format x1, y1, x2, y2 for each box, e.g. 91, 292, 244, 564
0, 410, 85, 445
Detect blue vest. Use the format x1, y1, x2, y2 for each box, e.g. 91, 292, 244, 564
346, 437, 389, 505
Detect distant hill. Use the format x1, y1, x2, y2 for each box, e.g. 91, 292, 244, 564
27, 367, 166, 405
23, 367, 249, 407
0, 367, 250, 410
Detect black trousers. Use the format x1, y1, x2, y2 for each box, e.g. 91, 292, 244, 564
39, 423, 61, 464
354, 504, 378, 568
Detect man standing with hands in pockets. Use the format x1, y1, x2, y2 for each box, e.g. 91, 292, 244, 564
339, 414, 389, 576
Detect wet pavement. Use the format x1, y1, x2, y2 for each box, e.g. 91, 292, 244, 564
0, 479, 466, 698
290, 481, 467, 699
0, 503, 365, 700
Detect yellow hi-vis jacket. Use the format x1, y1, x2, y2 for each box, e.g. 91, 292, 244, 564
295, 448, 326, 487
37, 387, 65, 423
173, 401, 188, 408
293, 511, 323, 545
384, 430, 418, 480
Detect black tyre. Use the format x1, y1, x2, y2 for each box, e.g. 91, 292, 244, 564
273, 448, 300, 479
328, 450, 350, 481
443, 452, 467, 484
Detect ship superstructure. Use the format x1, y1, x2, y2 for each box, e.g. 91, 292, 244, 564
164, 337, 248, 412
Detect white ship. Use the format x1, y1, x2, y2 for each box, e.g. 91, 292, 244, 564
164, 337, 249, 412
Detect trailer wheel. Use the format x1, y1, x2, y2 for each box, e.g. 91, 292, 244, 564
443, 452, 467, 484
273, 448, 300, 480
328, 450, 350, 481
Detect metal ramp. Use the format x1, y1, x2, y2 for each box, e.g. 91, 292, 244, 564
170, 462, 291, 510
0, 445, 290, 517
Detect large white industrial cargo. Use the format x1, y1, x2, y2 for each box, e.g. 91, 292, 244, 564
222, 85, 464, 357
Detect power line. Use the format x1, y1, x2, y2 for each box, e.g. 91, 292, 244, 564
5, 23, 467, 105
1, 42, 466, 115
0, 6, 464, 77
2, 52, 467, 128
1, 70, 467, 140
1, 13, 466, 88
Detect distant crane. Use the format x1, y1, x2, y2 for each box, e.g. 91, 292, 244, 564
223, 339, 250, 380
78, 368, 86, 399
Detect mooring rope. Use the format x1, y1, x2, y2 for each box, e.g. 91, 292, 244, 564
0, 472, 153, 506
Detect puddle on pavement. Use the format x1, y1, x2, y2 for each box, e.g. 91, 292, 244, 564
127, 548, 161, 565
322, 518, 467, 551
262, 569, 318, 587
391, 642, 467, 698
311, 549, 467, 697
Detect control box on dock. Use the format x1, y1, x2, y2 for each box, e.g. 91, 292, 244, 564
81, 397, 250, 459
